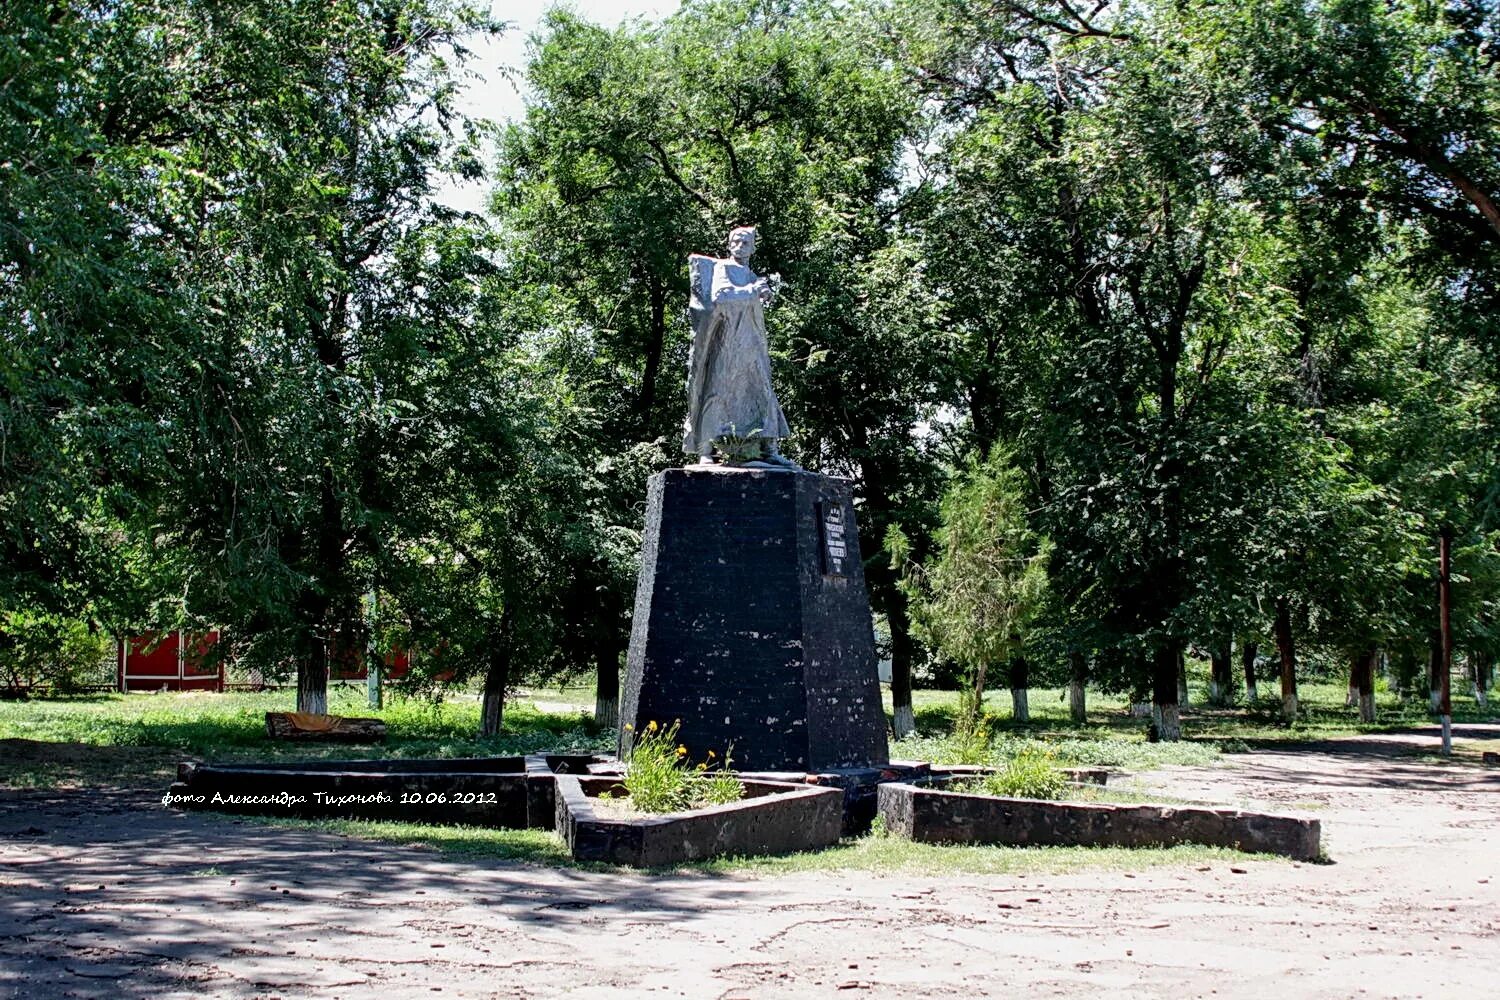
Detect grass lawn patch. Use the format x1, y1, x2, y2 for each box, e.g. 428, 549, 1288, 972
0, 689, 610, 789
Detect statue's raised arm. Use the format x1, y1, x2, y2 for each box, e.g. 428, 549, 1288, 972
681, 226, 796, 468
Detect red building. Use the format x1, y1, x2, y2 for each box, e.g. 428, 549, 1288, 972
116, 630, 417, 691
117, 632, 224, 692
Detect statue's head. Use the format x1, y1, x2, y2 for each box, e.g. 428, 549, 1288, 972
727, 225, 757, 263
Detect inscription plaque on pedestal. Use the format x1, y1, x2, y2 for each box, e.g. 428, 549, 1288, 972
820, 501, 848, 577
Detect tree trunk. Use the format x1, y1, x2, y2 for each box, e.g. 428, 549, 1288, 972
365, 590, 382, 710
888, 592, 918, 739
297, 631, 329, 715
1353, 646, 1377, 723
1151, 641, 1182, 741
1241, 640, 1258, 702
1274, 598, 1298, 720
294, 454, 346, 716
960, 658, 988, 728
1208, 640, 1233, 706
1394, 646, 1420, 699
855, 446, 918, 740
479, 609, 514, 738
638, 274, 666, 433
1474, 651, 1492, 710
1176, 648, 1190, 708
593, 625, 624, 731
1067, 651, 1087, 724
266, 712, 385, 741
1007, 656, 1030, 723
1129, 651, 1152, 717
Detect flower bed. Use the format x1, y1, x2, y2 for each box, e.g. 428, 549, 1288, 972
555, 774, 844, 867
877, 779, 1321, 860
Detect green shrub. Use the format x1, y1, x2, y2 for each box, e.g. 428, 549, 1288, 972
937, 715, 995, 765
622, 720, 740, 813
979, 746, 1068, 800
0, 613, 112, 694
698, 751, 743, 807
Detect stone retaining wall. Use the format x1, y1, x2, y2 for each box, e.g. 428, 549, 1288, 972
556, 775, 844, 867
166, 755, 608, 829
878, 782, 1321, 860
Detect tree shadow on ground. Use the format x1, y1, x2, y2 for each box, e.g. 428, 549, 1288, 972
0, 785, 756, 999
1213, 726, 1500, 793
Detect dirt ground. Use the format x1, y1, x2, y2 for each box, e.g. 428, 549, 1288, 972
2, 727, 1497, 1000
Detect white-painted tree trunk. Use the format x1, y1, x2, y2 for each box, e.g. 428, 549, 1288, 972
366, 590, 382, 709
594, 695, 619, 731
1283, 692, 1299, 721
297, 658, 327, 715
1067, 681, 1086, 724
1345, 683, 1359, 708
1431, 689, 1442, 712
1207, 679, 1223, 706
1152, 703, 1181, 741
893, 703, 916, 739
1010, 688, 1029, 723
1358, 692, 1376, 722
1246, 680, 1259, 702
480, 688, 504, 737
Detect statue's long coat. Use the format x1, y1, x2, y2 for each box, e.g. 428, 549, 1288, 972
681, 254, 789, 455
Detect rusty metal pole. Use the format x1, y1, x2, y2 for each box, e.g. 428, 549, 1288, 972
1439, 529, 1453, 756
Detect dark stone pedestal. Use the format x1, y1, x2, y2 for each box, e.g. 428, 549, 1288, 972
619, 467, 890, 772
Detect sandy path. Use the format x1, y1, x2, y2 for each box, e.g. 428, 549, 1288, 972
1, 727, 1497, 999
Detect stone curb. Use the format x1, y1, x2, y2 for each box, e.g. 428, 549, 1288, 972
877, 782, 1321, 861
555, 774, 844, 867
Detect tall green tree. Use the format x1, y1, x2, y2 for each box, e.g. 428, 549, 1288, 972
125, 1, 499, 711
893, 451, 1050, 729
498, 0, 940, 733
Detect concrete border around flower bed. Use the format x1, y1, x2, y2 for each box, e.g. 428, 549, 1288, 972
877, 781, 1321, 860
555, 774, 845, 867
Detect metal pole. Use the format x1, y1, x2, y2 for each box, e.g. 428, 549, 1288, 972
1439, 529, 1453, 756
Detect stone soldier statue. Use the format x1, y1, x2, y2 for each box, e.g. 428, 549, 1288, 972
682, 226, 796, 467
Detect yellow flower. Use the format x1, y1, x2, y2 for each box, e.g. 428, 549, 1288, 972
707, 750, 716, 759
624, 724, 633, 731
647, 720, 658, 732
676, 745, 687, 756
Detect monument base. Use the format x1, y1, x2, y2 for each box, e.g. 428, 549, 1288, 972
619, 467, 890, 772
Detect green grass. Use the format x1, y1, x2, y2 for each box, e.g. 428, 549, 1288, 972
250, 816, 576, 866
706, 837, 1278, 876
5, 673, 1487, 789
885, 676, 1495, 771
0, 688, 610, 788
